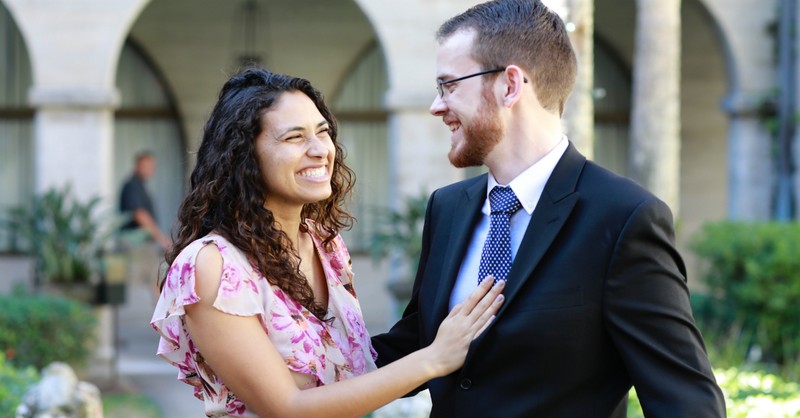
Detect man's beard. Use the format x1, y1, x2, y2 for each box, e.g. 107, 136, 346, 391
448, 86, 503, 168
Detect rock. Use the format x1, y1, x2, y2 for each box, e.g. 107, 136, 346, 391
15, 362, 103, 418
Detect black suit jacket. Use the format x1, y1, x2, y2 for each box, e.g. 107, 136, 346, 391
372, 144, 726, 418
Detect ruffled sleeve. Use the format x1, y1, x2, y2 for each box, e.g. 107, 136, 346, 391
149, 235, 267, 390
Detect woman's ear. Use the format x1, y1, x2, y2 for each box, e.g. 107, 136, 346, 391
502, 65, 529, 108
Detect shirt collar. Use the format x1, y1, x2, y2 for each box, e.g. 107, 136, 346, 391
485, 135, 569, 215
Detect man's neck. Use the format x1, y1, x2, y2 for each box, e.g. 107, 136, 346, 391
486, 131, 562, 185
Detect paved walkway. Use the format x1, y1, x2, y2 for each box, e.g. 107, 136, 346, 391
108, 284, 206, 417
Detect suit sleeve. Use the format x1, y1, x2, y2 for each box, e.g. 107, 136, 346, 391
370, 190, 437, 369
604, 198, 726, 417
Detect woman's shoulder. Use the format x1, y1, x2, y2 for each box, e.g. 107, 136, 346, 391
174, 233, 245, 264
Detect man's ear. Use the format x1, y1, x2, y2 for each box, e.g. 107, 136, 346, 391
502, 65, 529, 108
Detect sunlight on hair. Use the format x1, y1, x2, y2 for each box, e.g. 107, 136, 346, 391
540, 0, 569, 20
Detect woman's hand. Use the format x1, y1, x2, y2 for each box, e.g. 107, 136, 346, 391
424, 277, 505, 377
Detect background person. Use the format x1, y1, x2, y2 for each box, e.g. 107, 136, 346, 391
119, 150, 171, 298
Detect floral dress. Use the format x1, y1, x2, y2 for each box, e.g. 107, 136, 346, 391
150, 225, 377, 417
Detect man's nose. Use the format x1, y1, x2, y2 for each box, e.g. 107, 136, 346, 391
430, 94, 447, 116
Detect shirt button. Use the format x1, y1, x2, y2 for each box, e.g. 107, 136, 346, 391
459, 378, 472, 390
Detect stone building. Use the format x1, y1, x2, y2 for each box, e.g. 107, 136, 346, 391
0, 0, 796, 340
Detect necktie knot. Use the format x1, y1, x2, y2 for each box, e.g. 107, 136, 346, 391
489, 186, 522, 215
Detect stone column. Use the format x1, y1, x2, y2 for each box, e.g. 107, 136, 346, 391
628, 0, 681, 215
355, 0, 466, 201
355, 0, 467, 325
704, 0, 779, 220
3, 0, 149, 204
721, 93, 775, 220
547, 0, 595, 159
29, 91, 118, 204
3, 0, 150, 380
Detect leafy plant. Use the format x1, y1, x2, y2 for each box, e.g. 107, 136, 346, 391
369, 191, 429, 300
628, 367, 800, 417
0, 352, 38, 418
0, 291, 97, 370
369, 191, 428, 272
6, 185, 118, 284
690, 221, 800, 380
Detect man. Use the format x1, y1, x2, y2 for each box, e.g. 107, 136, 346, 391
371, 1, 726, 417
120, 150, 170, 250
119, 151, 171, 296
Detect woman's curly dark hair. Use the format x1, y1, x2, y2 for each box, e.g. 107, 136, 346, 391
164, 68, 355, 320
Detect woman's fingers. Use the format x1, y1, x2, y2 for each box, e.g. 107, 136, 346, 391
453, 276, 496, 316
471, 291, 504, 339
445, 278, 505, 337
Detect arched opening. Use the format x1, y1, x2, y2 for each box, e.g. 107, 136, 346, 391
0, 2, 33, 252
113, 40, 186, 237
332, 41, 389, 251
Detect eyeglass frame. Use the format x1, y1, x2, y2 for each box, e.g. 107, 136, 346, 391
436, 67, 507, 98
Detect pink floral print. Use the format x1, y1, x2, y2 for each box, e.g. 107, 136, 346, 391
150, 224, 377, 417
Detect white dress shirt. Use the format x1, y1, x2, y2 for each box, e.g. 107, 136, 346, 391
449, 137, 569, 309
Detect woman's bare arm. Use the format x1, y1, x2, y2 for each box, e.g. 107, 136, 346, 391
184, 244, 504, 418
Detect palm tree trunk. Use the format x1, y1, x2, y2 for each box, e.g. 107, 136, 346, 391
629, 0, 682, 215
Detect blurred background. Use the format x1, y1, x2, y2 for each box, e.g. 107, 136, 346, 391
0, 0, 798, 416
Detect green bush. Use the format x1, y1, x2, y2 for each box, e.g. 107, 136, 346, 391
690, 221, 800, 379
0, 292, 97, 370
0, 352, 38, 418
628, 368, 800, 417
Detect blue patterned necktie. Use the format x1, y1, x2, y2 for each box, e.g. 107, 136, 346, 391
478, 186, 522, 284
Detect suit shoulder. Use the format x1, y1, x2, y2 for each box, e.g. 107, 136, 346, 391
580, 161, 665, 209
431, 174, 486, 200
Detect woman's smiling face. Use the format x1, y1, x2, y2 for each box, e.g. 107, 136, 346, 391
255, 90, 336, 213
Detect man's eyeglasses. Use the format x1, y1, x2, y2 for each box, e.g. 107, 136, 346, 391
436, 67, 506, 98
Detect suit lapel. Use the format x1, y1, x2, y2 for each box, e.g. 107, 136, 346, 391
430, 175, 488, 327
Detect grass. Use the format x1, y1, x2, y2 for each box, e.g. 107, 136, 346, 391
102, 392, 162, 418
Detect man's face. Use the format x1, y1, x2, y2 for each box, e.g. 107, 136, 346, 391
136, 155, 156, 179
429, 30, 504, 168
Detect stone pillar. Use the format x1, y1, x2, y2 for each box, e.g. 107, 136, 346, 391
794, 0, 800, 218
704, 0, 779, 220
629, 0, 681, 215
3, 0, 150, 380
386, 93, 463, 199
355, 0, 467, 201
355, 0, 467, 324
721, 93, 775, 220
3, 0, 149, 204
29, 91, 117, 203
555, 0, 595, 159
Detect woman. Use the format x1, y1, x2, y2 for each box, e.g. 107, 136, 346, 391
151, 68, 504, 418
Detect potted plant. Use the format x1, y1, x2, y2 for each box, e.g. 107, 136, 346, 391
370, 191, 428, 303
5, 185, 117, 304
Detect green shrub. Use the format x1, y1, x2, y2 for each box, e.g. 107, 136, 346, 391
629, 368, 800, 417
0, 352, 38, 418
690, 221, 800, 379
0, 292, 97, 370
